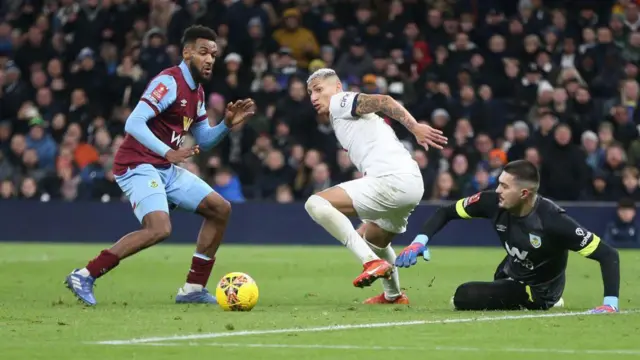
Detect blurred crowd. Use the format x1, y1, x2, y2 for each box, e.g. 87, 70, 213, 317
1, 0, 640, 218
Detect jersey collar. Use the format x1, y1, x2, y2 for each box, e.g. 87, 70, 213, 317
179, 61, 197, 90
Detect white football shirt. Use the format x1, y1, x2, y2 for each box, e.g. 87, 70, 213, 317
328, 92, 420, 177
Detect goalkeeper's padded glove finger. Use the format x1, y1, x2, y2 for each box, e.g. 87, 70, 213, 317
423, 246, 431, 261
395, 243, 426, 268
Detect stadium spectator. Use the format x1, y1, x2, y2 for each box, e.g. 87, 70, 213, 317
524, 146, 543, 168
258, 148, 295, 200
0, 0, 638, 208
431, 170, 458, 201
618, 165, 640, 200
302, 162, 331, 198
413, 149, 437, 199
462, 164, 496, 196
540, 123, 588, 200
25, 116, 57, 169
582, 130, 605, 172
275, 184, 294, 204
213, 167, 246, 203
603, 197, 640, 247
272, 8, 319, 69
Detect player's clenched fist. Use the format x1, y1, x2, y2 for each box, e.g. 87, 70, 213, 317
165, 145, 200, 163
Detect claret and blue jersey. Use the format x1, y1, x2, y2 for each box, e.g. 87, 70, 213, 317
111, 61, 230, 223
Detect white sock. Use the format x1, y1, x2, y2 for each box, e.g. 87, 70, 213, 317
305, 195, 378, 264
182, 283, 203, 293
365, 240, 401, 300
76, 268, 90, 277
193, 252, 211, 261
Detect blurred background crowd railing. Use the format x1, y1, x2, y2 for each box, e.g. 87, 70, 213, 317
1, 0, 640, 212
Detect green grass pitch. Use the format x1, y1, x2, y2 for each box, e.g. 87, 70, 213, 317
1, 243, 639, 360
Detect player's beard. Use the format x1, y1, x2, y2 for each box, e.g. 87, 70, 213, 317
189, 61, 210, 84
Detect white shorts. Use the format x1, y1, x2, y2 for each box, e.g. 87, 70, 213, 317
337, 173, 424, 234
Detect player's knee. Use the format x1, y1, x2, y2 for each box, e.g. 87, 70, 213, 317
217, 198, 232, 220
141, 211, 171, 241
200, 194, 232, 221
206, 197, 231, 221
452, 283, 476, 310
305, 195, 333, 221
147, 222, 172, 242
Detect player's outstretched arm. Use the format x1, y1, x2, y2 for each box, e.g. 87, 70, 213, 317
353, 94, 448, 150
396, 192, 498, 268
190, 99, 255, 150
550, 214, 621, 313
587, 241, 621, 313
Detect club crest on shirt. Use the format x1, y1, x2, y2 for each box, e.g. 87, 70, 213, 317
529, 234, 542, 249
149, 180, 159, 189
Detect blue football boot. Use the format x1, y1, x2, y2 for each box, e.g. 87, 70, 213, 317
64, 269, 97, 306
175, 287, 217, 304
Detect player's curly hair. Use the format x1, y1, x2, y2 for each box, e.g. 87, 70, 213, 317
181, 25, 217, 46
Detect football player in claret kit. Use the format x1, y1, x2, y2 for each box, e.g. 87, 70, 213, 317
64, 25, 255, 306
305, 68, 448, 304
397, 160, 621, 313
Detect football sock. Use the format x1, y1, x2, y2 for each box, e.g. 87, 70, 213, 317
365, 240, 401, 300
84, 250, 120, 278
184, 254, 215, 292
182, 283, 204, 293
305, 195, 378, 264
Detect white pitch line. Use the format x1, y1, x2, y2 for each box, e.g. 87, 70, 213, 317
434, 346, 640, 356
133, 342, 640, 356
202, 343, 413, 350
94, 310, 635, 345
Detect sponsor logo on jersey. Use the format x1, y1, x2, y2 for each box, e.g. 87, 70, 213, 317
505, 243, 534, 270
150, 83, 168, 103
529, 233, 542, 248
496, 224, 507, 232
340, 93, 349, 107
505, 243, 528, 260
576, 227, 592, 247
169, 116, 194, 147
183, 116, 193, 131
180, 99, 187, 107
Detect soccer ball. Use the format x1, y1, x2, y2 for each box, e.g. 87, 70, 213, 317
215, 272, 259, 311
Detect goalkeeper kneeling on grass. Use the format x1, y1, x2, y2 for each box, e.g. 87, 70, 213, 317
396, 160, 620, 314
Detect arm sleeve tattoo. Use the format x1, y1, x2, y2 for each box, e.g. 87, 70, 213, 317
354, 94, 417, 132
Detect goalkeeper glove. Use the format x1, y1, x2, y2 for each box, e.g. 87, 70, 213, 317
395, 234, 431, 268
589, 297, 619, 314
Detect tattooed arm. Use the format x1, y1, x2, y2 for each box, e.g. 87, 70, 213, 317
353, 94, 418, 132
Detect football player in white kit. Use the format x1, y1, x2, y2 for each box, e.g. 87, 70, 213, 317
304, 68, 448, 304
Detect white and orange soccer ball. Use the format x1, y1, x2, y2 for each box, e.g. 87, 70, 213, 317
215, 272, 259, 311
